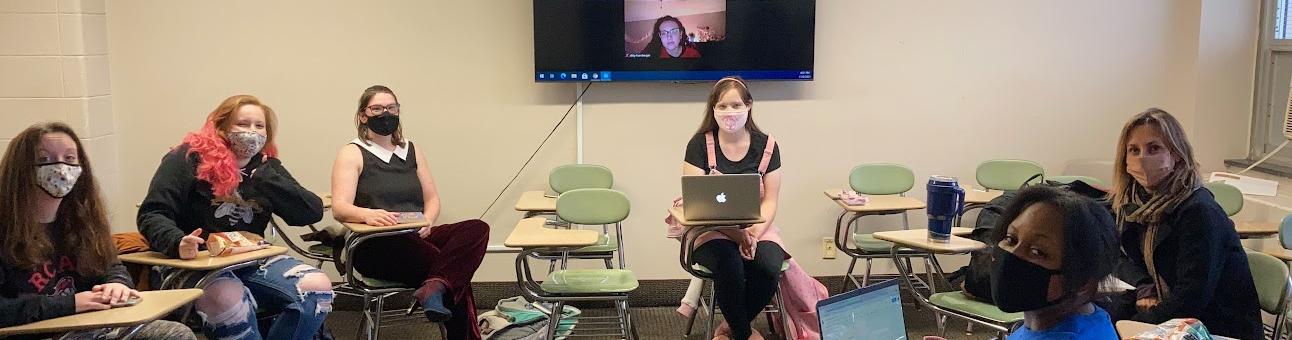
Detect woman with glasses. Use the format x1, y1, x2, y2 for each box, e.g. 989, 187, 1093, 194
641, 15, 701, 59
330, 85, 490, 339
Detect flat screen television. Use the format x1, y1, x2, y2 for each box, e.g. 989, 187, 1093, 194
534, 0, 816, 82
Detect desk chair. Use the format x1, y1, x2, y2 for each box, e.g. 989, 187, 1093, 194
338, 222, 447, 340
534, 164, 623, 270
512, 188, 639, 339
1248, 251, 1291, 340
835, 163, 937, 292
682, 261, 792, 340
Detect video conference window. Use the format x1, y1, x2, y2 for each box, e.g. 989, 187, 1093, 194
534, 0, 815, 82
624, 0, 726, 59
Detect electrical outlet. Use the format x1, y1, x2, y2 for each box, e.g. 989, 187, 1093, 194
823, 237, 837, 259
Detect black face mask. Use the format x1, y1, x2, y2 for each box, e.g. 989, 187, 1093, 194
990, 247, 1065, 313
366, 113, 400, 136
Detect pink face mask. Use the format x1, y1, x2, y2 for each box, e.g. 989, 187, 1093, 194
1126, 152, 1175, 189
714, 110, 748, 132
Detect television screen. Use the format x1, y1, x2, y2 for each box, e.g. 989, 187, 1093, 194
534, 0, 816, 82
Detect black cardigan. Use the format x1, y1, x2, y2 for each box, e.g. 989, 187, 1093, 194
1120, 188, 1261, 340
137, 144, 323, 258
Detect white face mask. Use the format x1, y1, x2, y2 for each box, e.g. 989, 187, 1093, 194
714, 110, 748, 132
227, 131, 267, 158
36, 162, 82, 198
1127, 153, 1175, 189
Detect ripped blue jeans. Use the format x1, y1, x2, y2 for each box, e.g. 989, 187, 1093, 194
185, 255, 334, 340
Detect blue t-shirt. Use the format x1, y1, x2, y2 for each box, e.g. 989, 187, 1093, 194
1007, 305, 1118, 340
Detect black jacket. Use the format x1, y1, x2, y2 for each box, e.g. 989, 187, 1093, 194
1120, 188, 1262, 340
0, 250, 132, 328
137, 144, 324, 258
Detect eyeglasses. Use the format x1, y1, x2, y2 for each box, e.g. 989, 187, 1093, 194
366, 104, 400, 115
659, 28, 682, 38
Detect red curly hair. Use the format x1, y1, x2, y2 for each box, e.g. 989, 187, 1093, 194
181, 95, 279, 197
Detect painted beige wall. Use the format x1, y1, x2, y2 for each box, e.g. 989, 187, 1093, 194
0, 0, 119, 223
102, 1, 1258, 281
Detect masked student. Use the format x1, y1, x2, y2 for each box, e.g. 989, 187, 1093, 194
1105, 108, 1260, 340
1, 122, 195, 340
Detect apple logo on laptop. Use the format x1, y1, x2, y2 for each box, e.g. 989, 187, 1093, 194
715, 192, 727, 203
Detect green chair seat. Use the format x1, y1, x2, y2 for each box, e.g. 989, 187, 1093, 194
541, 269, 639, 294
307, 244, 332, 256
929, 292, 1022, 324
353, 271, 409, 289
694, 261, 790, 276
574, 234, 617, 253
851, 233, 896, 252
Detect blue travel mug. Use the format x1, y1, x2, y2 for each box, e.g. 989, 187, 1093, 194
926, 175, 965, 242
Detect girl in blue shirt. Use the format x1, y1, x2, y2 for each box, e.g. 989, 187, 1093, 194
933, 185, 1121, 339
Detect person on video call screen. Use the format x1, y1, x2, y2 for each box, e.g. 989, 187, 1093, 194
641, 15, 701, 59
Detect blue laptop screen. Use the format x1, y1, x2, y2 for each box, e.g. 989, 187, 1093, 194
817, 279, 907, 340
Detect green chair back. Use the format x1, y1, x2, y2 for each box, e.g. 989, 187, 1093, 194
1281, 214, 1292, 250
549, 164, 613, 194
1047, 175, 1104, 187
975, 159, 1044, 191
1246, 251, 1290, 314
556, 188, 630, 225
1203, 182, 1243, 217
848, 163, 914, 195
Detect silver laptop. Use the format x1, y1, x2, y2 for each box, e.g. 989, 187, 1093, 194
681, 174, 761, 221
817, 279, 907, 340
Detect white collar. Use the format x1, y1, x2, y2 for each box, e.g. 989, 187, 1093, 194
351, 138, 409, 163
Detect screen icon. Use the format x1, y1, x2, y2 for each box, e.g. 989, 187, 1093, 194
591, 73, 599, 79
539, 73, 545, 79
560, 73, 568, 79
581, 73, 589, 80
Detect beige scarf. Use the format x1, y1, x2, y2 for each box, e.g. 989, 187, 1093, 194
1118, 171, 1200, 300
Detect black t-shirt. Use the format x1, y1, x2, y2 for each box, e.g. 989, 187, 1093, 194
684, 130, 781, 174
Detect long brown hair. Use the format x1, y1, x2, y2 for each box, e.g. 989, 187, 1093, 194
695, 76, 763, 134
0, 122, 115, 275
1109, 108, 1202, 224
354, 85, 404, 146
640, 15, 695, 56
181, 95, 280, 197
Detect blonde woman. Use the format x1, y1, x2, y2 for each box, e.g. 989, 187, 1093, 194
1108, 108, 1260, 340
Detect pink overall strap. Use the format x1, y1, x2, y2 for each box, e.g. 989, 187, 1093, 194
758, 135, 777, 174
704, 132, 718, 174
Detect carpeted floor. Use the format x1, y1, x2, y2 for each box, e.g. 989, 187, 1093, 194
315, 277, 1007, 340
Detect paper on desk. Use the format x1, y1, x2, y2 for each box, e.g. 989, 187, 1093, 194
1210, 172, 1278, 196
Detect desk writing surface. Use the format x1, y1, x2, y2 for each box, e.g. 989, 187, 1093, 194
0, 289, 203, 336
668, 206, 764, 227
342, 221, 429, 235
503, 217, 599, 248
117, 247, 288, 270
1234, 220, 1279, 238
822, 189, 926, 213
965, 189, 1002, 205
872, 229, 985, 254
515, 190, 557, 212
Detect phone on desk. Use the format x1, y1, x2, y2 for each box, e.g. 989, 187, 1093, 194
395, 212, 425, 224
111, 296, 142, 308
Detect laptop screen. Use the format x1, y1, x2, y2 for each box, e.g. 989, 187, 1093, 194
817, 279, 907, 340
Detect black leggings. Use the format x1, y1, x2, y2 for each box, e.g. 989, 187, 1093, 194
693, 240, 786, 340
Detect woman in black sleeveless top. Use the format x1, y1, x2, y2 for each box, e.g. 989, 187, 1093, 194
330, 85, 490, 340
